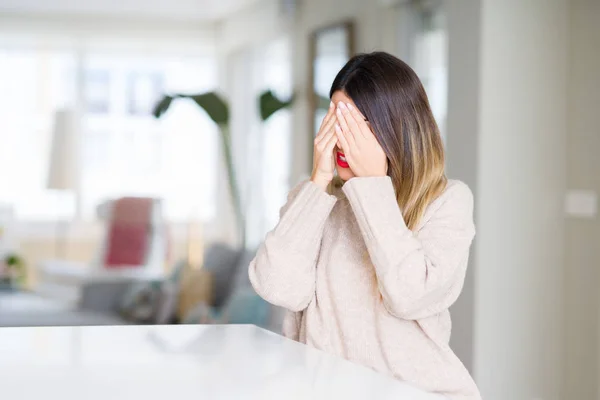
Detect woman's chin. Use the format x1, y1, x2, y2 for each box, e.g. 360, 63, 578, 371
336, 165, 355, 181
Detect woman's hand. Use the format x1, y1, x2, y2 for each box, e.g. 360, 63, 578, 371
311, 102, 338, 190
335, 102, 388, 178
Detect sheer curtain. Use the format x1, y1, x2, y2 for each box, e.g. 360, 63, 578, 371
239, 37, 292, 248
259, 38, 293, 235
0, 45, 219, 223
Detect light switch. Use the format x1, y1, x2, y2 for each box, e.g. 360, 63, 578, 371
565, 190, 597, 218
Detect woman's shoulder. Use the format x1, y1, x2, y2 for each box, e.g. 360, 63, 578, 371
419, 179, 474, 229
441, 179, 474, 205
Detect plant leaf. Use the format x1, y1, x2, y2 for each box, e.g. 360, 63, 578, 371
259, 90, 294, 121
152, 95, 173, 118
189, 92, 229, 125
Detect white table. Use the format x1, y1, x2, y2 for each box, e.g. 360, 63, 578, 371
0, 324, 442, 399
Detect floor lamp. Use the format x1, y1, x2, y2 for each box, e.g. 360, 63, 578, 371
47, 109, 79, 259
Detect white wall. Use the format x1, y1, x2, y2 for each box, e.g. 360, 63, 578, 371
445, 0, 482, 374
448, 1, 568, 399
0, 13, 216, 53
0, 0, 259, 22
217, 0, 287, 54
565, 1, 600, 399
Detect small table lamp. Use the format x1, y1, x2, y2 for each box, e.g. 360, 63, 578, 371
47, 109, 79, 258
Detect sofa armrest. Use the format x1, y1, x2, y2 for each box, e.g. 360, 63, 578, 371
79, 280, 135, 314
38, 260, 90, 283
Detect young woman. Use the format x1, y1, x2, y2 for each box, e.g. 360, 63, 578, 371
249, 52, 480, 400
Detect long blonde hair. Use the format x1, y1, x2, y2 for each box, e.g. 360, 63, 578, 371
330, 52, 447, 230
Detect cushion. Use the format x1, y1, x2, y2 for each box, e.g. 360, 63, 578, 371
202, 244, 242, 308
220, 288, 270, 327
181, 288, 270, 328
168, 259, 186, 284
153, 260, 187, 324
232, 249, 257, 291
181, 302, 220, 324
104, 197, 153, 267
119, 281, 162, 323
176, 267, 212, 321
79, 280, 135, 313
154, 281, 179, 324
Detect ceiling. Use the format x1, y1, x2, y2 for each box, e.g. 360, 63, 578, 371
0, 0, 263, 22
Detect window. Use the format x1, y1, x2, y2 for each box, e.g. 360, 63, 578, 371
79, 54, 219, 221
0, 47, 219, 222
0, 49, 77, 220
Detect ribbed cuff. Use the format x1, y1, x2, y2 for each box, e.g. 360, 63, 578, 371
273, 180, 337, 252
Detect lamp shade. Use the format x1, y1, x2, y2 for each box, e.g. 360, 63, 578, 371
47, 109, 79, 191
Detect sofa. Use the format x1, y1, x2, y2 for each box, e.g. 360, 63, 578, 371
0, 243, 285, 333
0, 283, 132, 327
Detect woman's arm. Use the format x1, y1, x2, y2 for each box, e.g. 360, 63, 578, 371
281, 310, 302, 341
342, 177, 475, 320
248, 180, 337, 312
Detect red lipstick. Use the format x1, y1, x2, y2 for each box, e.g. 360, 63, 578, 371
336, 151, 349, 168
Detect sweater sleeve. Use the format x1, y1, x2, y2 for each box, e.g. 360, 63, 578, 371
249, 180, 337, 312
281, 310, 302, 341
342, 177, 475, 320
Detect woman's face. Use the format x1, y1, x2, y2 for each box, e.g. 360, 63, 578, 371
330, 90, 361, 181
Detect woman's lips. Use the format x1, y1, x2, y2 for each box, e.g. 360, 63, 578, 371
336, 151, 349, 168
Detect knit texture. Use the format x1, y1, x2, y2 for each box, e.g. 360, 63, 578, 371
249, 177, 481, 400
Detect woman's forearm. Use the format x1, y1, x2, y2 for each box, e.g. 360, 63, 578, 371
249, 181, 337, 312
342, 177, 475, 320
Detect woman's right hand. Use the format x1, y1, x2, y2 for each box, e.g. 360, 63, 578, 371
311, 102, 338, 190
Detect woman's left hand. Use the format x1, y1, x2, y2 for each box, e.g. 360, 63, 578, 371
335, 102, 388, 177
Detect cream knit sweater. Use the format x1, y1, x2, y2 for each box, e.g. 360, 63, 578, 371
248, 177, 481, 400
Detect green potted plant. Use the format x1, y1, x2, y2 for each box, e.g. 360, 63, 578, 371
0, 252, 26, 290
